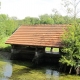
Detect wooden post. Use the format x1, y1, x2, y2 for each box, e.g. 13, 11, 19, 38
50, 47, 53, 52
59, 47, 63, 55
11, 45, 13, 54
32, 47, 45, 64
32, 47, 38, 64
10, 45, 15, 59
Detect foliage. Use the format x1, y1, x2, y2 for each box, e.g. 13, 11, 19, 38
39, 14, 54, 24
63, 16, 73, 24
59, 25, 80, 72
16, 14, 80, 26
0, 37, 11, 52
22, 17, 40, 25
0, 14, 18, 39
52, 14, 65, 24
0, 14, 16, 51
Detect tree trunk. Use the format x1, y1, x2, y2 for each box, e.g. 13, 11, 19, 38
64, 65, 67, 73
76, 67, 80, 75
69, 66, 73, 74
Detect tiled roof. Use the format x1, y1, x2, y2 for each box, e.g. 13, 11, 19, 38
5, 24, 67, 47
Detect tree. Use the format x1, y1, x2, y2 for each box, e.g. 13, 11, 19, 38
63, 16, 73, 24
59, 0, 80, 74
0, 14, 18, 39
30, 17, 40, 25
59, 24, 80, 74
52, 14, 65, 24
22, 17, 40, 25
62, 0, 80, 23
39, 14, 54, 24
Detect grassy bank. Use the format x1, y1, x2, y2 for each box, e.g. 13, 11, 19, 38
11, 61, 80, 80
0, 60, 80, 80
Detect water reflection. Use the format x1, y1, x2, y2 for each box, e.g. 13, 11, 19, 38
0, 60, 12, 80
46, 69, 59, 80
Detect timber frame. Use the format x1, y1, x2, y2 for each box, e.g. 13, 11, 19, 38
5, 24, 68, 63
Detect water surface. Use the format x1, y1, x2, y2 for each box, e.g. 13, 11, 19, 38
46, 69, 59, 80
0, 52, 80, 80
0, 60, 12, 80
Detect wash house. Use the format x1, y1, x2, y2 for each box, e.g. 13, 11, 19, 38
5, 24, 67, 63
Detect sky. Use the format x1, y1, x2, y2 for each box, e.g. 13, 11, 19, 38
0, 0, 65, 19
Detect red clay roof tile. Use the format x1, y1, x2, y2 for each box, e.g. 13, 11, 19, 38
5, 24, 67, 47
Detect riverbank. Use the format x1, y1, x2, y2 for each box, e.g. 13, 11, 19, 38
0, 51, 11, 60
0, 51, 80, 80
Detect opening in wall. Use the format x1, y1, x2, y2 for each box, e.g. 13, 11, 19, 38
45, 47, 59, 54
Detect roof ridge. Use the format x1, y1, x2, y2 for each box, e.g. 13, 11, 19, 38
21, 24, 68, 27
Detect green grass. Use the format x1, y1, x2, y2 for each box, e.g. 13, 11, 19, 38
60, 74, 80, 80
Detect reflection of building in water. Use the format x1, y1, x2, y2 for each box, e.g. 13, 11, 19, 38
46, 69, 59, 80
